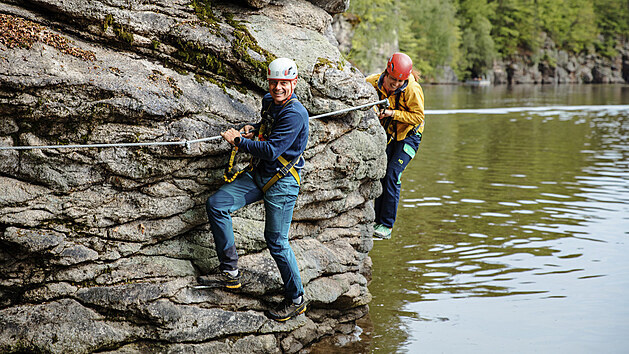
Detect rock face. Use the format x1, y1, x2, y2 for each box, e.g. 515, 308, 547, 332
0, 1, 385, 352
492, 35, 629, 85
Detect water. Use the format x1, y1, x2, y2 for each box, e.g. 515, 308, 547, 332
349, 85, 629, 353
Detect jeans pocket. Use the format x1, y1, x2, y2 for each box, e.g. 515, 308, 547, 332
266, 174, 299, 197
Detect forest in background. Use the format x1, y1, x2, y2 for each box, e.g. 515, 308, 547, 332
345, 0, 629, 81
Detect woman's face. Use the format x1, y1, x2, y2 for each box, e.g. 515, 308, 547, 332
383, 72, 406, 93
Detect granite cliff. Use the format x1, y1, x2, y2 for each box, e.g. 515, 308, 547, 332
0, 0, 385, 352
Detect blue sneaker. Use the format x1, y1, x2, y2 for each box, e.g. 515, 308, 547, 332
373, 224, 392, 239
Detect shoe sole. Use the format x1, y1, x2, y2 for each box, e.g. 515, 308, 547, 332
272, 302, 308, 322
192, 283, 241, 290
194, 279, 242, 290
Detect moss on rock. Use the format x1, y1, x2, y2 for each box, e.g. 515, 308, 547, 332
173, 39, 227, 76
224, 13, 275, 72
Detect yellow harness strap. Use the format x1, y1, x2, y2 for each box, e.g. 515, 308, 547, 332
261, 155, 301, 193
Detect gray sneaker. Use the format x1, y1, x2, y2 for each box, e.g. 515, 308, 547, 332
197, 270, 241, 289
267, 298, 309, 322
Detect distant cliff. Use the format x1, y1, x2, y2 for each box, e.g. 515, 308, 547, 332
0, 0, 384, 352
492, 35, 629, 85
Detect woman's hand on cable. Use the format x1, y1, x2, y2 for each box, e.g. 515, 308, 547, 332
240, 125, 255, 139
221, 128, 242, 146
379, 109, 394, 120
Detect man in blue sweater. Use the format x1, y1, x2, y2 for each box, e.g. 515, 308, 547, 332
199, 58, 310, 322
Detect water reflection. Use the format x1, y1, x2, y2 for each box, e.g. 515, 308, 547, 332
365, 85, 629, 353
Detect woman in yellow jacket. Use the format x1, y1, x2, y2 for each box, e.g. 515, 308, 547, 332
366, 52, 425, 239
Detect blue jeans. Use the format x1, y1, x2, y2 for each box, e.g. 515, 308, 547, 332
206, 170, 304, 300
374, 133, 421, 228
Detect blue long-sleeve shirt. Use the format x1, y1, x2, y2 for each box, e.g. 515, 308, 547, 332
237, 93, 309, 176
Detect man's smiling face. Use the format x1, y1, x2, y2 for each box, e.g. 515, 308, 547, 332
269, 79, 296, 104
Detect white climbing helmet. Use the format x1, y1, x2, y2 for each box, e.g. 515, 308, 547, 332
267, 57, 298, 81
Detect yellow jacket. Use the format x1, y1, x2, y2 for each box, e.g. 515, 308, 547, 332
366, 72, 425, 141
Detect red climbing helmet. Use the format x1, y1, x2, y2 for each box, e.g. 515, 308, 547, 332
386, 52, 413, 80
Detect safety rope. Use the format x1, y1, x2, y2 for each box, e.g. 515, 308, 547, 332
0, 98, 388, 151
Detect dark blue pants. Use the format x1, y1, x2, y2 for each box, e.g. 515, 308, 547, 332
374, 133, 421, 228
206, 170, 304, 300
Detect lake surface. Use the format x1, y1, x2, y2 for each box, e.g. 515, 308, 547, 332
329, 84, 629, 353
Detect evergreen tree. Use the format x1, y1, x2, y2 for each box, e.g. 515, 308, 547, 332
594, 0, 629, 37
457, 0, 496, 78
593, 0, 629, 57
536, 0, 597, 53
490, 0, 539, 57
346, 0, 400, 74
400, 0, 461, 80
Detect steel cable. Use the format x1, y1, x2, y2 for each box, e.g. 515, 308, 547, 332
0, 99, 387, 151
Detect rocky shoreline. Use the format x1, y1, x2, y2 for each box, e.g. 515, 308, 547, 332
430, 37, 629, 85
492, 35, 629, 85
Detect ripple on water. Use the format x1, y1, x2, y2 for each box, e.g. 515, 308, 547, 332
461, 199, 485, 203
480, 212, 511, 217
517, 200, 538, 204
425, 261, 464, 268
460, 252, 505, 260
491, 183, 539, 189
540, 193, 571, 199
406, 259, 432, 264
423, 272, 451, 278
459, 248, 489, 256
468, 233, 488, 238
456, 265, 482, 272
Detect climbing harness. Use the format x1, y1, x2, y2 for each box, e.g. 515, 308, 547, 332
261, 154, 303, 193
376, 72, 405, 144
224, 147, 304, 191
375, 71, 422, 145
223, 97, 297, 185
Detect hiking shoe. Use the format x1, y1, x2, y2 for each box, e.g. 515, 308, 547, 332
197, 270, 241, 289
267, 298, 309, 322
373, 224, 392, 239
